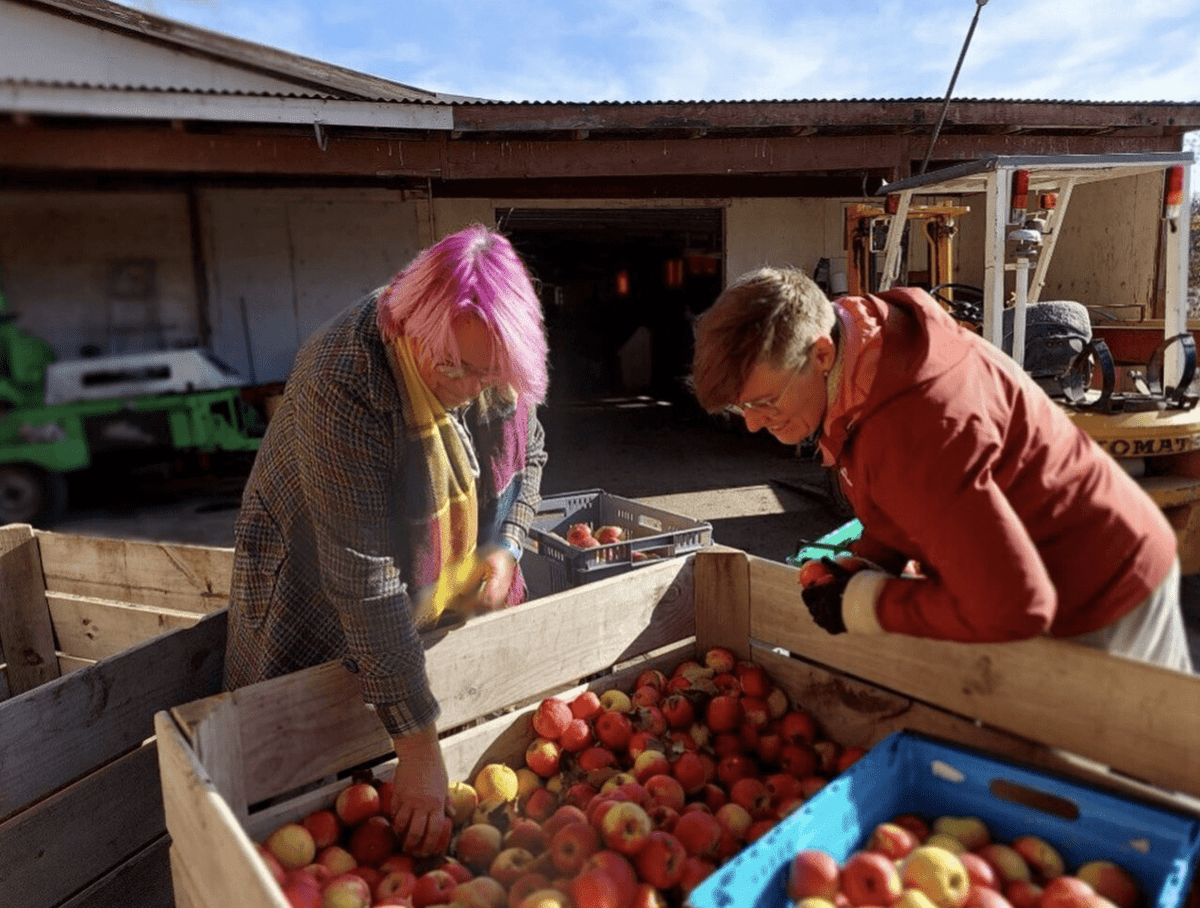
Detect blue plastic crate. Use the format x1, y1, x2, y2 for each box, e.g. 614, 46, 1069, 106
787, 518, 863, 566
690, 731, 1200, 908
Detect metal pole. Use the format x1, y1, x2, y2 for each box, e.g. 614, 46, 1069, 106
918, 0, 990, 175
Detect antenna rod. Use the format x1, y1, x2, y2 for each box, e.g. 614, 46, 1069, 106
919, 0, 989, 175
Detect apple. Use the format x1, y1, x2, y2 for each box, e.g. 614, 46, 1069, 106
596, 525, 624, 545
965, 886, 1015, 908
716, 753, 758, 788
925, 833, 969, 855
599, 800, 652, 856
978, 844, 1033, 885
634, 829, 688, 889
524, 737, 562, 777
350, 865, 382, 891
456, 823, 503, 874
704, 646, 738, 673
766, 686, 790, 719
517, 888, 572, 908
599, 689, 633, 713
531, 697, 573, 740
1010, 835, 1064, 883
335, 782, 381, 827
523, 786, 558, 824
902, 845, 972, 908
671, 751, 708, 795
321, 872, 372, 908
302, 809, 342, 850
780, 742, 818, 779
507, 872, 552, 908
449, 876, 506, 908
933, 815, 992, 852
632, 749, 672, 784
316, 845, 356, 877
504, 817, 548, 855
570, 690, 603, 721
794, 900, 839, 908
764, 771, 803, 806
756, 732, 785, 767
577, 745, 617, 772
634, 705, 668, 737
257, 843, 287, 885
647, 803, 680, 832
812, 740, 842, 774
797, 774, 827, 798
736, 662, 772, 698
374, 869, 417, 903
866, 821, 919, 860
779, 709, 818, 743
281, 873, 323, 908
712, 672, 742, 696
558, 717, 593, 753
705, 695, 744, 734
890, 813, 931, 842
446, 781, 479, 826
542, 804, 589, 840
1041, 876, 1099, 908
714, 802, 753, 840
636, 668, 667, 690
631, 684, 661, 708
594, 710, 634, 750
1075, 861, 1141, 908
347, 814, 396, 866
379, 854, 416, 875
835, 745, 868, 773
630, 881, 671, 908
679, 855, 717, 898
672, 809, 723, 860
643, 773, 686, 812
564, 780, 599, 810
960, 851, 999, 889
741, 696, 771, 729
266, 823, 318, 871
729, 776, 772, 817
489, 847, 537, 887
549, 819, 600, 874
898, 890, 943, 908
411, 868, 456, 908
787, 848, 841, 902
1003, 880, 1044, 908
660, 694, 695, 730
841, 850, 904, 907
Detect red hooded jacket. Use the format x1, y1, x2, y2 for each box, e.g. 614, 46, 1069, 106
824, 287, 1176, 641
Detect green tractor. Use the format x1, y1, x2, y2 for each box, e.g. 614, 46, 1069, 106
0, 286, 268, 525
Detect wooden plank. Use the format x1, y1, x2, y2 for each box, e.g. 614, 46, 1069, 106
169, 844, 205, 908
48, 593, 202, 662
176, 557, 695, 811
155, 712, 288, 908
0, 527, 59, 695
747, 555, 1200, 798
34, 531, 233, 613
0, 741, 165, 908
756, 645, 1200, 816
0, 609, 227, 820
693, 546, 751, 660
61, 836, 173, 908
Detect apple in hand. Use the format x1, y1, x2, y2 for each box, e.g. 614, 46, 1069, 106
841, 850, 903, 907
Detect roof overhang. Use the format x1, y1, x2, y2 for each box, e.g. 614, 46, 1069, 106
1, 83, 453, 130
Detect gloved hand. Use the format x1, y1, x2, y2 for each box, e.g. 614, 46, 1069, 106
800, 556, 852, 635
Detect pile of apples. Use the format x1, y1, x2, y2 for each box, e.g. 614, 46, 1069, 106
788, 813, 1145, 908
254, 645, 868, 908
563, 522, 655, 563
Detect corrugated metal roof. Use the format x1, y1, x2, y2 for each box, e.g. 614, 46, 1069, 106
452, 96, 1200, 107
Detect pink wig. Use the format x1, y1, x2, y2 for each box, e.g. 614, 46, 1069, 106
377, 224, 549, 404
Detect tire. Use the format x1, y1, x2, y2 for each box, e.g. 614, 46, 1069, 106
0, 465, 69, 526
1002, 300, 1092, 380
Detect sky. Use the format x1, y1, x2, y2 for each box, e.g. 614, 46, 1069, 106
136, 0, 1200, 108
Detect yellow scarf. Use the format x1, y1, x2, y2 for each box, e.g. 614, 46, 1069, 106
393, 337, 484, 626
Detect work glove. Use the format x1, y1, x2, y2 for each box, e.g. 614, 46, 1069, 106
800, 556, 853, 635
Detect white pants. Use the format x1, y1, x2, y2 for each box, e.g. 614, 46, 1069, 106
1066, 558, 1194, 673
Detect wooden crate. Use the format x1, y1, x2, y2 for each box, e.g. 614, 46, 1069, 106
0, 523, 233, 908
156, 548, 1200, 908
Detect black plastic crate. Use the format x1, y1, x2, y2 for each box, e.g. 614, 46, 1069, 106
522, 488, 713, 595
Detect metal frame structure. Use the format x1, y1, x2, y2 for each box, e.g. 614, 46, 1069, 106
876, 152, 1194, 382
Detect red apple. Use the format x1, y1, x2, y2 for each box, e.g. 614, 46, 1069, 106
714, 802, 753, 841
570, 690, 603, 720
489, 847, 537, 887
524, 737, 562, 777
890, 813, 931, 842
841, 850, 903, 907
679, 855, 717, 897
594, 710, 634, 751
643, 773, 686, 812
322, 872, 372, 908
1075, 861, 1141, 908
1041, 877, 1098, 908
1010, 835, 1065, 883
301, 809, 341, 851
779, 709, 818, 743
780, 741, 818, 778
672, 809, 722, 860
965, 885, 1015, 908
1003, 880, 1044, 908
456, 823, 503, 875
729, 776, 772, 817
634, 829, 687, 889
636, 668, 667, 690
549, 820, 599, 875
347, 814, 396, 866
542, 805, 589, 840
716, 753, 759, 788
335, 783, 381, 827
634, 705, 668, 737
705, 695, 744, 734
787, 848, 841, 902
736, 662, 772, 698
374, 868, 417, 903
599, 800, 653, 856
660, 694, 695, 730
411, 868, 456, 908
671, 751, 708, 795
704, 646, 738, 673
866, 821, 919, 860
961, 851, 999, 890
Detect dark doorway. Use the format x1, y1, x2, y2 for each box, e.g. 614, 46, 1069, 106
499, 207, 723, 406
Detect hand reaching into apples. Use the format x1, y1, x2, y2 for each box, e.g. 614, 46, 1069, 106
476, 544, 518, 611
389, 724, 453, 857
799, 556, 853, 635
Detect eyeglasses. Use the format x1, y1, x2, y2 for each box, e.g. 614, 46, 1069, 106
433, 359, 502, 384
730, 368, 802, 418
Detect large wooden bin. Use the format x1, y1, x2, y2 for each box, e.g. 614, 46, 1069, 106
0, 523, 232, 908
155, 548, 1200, 908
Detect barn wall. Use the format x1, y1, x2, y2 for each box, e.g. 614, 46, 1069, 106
0, 189, 199, 358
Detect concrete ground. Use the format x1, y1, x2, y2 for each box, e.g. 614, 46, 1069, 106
50, 394, 1200, 668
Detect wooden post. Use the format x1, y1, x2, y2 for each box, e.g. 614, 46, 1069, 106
693, 546, 751, 659
0, 523, 59, 695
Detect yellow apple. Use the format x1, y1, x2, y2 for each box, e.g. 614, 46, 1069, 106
901, 845, 971, 908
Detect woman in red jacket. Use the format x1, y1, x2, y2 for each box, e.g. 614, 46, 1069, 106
691, 265, 1193, 672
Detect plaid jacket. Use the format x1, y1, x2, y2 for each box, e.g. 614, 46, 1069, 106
223, 291, 546, 736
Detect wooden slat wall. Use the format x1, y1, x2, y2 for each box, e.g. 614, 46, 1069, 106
172, 556, 696, 814
0, 609, 227, 820
34, 531, 234, 614
0, 524, 59, 694
0, 742, 170, 908
744, 554, 1200, 799
47, 595, 202, 662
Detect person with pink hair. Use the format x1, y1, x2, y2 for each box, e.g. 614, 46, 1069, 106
224, 224, 549, 855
